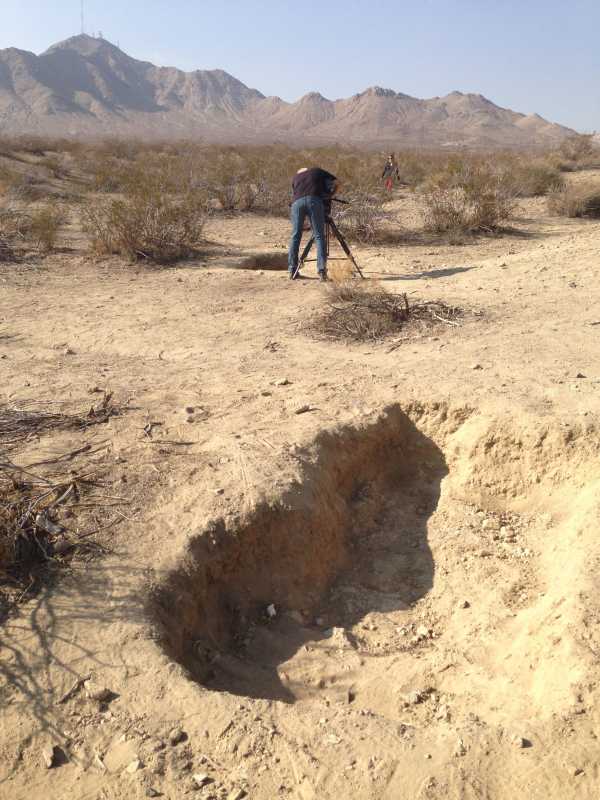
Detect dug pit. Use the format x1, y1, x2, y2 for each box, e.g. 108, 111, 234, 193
150, 404, 600, 728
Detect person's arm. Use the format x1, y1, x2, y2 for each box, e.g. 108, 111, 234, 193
323, 172, 338, 197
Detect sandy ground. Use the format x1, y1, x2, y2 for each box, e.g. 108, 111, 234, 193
1, 184, 600, 800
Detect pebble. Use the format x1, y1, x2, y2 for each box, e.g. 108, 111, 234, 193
227, 790, 247, 800
407, 690, 425, 705
295, 404, 311, 414
84, 680, 112, 702
41, 744, 59, 769
471, 363, 483, 370
168, 727, 186, 746
192, 773, 211, 788
454, 738, 467, 757
146, 789, 161, 798
458, 600, 471, 609
126, 759, 142, 773
512, 735, 527, 748
274, 378, 290, 386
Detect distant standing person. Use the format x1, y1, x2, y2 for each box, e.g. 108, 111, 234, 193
288, 166, 338, 281
382, 154, 400, 192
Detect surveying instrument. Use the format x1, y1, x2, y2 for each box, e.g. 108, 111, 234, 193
292, 197, 365, 280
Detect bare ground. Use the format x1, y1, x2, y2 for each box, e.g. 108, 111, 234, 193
1, 187, 600, 800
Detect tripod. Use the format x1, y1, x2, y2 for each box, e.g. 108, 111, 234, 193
292, 198, 365, 280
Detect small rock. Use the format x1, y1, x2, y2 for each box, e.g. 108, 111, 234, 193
146, 789, 162, 798
454, 738, 467, 757
214, 488, 225, 495
406, 691, 425, 705
416, 625, 432, 639
575, 372, 586, 379
471, 363, 483, 370
41, 744, 60, 769
572, 767, 584, 777
126, 758, 142, 773
295, 404, 311, 415
482, 518, 500, 531
266, 603, 277, 618
192, 773, 211, 788
227, 791, 247, 800
458, 600, 470, 609
186, 414, 196, 423
185, 406, 195, 414
274, 378, 290, 386
63, 347, 75, 356
84, 680, 112, 702
168, 727, 186, 746
261, 390, 272, 397
512, 735, 527, 748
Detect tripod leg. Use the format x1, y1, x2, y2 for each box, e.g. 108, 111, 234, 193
328, 220, 365, 279
293, 236, 314, 279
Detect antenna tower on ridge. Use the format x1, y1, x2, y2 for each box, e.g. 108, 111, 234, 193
81, 0, 85, 34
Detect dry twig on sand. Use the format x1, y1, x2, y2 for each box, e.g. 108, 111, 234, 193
0, 392, 121, 450
311, 281, 462, 342
0, 457, 121, 616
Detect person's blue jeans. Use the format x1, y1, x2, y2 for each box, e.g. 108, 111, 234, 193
288, 195, 327, 276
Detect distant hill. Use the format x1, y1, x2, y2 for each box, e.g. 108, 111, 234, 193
0, 34, 576, 147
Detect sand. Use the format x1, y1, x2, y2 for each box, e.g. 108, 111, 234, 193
1, 184, 600, 799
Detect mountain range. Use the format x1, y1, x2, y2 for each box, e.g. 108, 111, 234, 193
0, 34, 576, 148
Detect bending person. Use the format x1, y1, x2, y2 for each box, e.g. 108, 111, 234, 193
288, 166, 337, 281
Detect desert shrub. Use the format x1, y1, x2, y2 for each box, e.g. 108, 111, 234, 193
547, 182, 600, 218
559, 134, 596, 163
28, 203, 66, 252
334, 193, 391, 243
0, 166, 46, 200
82, 185, 205, 263
421, 163, 515, 234
502, 160, 564, 197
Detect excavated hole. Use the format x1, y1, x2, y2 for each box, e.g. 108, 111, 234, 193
151, 407, 447, 702
151, 407, 600, 727
238, 252, 289, 271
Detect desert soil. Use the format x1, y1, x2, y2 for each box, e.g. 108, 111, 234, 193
1, 182, 600, 800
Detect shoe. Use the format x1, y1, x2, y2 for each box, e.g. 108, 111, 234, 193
319, 271, 328, 282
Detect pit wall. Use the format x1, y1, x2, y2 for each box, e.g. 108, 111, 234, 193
149, 405, 448, 679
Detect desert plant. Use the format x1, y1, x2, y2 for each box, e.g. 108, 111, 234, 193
28, 203, 66, 252
335, 193, 391, 243
559, 134, 596, 162
82, 185, 205, 263
502, 160, 564, 197
547, 182, 600, 218
421, 163, 515, 234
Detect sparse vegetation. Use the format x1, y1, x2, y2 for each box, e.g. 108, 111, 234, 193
421, 163, 515, 235
547, 182, 600, 218
82, 183, 205, 264
28, 203, 66, 252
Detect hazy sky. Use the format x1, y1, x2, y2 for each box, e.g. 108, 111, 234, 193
2, 0, 599, 131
